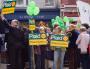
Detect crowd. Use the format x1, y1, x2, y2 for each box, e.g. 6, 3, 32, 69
0, 13, 90, 69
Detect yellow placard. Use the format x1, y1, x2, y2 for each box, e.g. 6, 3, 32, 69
2, 7, 15, 14
29, 39, 48, 45
50, 41, 68, 47
29, 25, 36, 31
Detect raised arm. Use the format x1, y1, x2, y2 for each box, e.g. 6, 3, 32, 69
1, 14, 10, 29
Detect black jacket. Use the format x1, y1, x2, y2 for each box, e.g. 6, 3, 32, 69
68, 29, 80, 47
0, 19, 7, 34
3, 20, 25, 48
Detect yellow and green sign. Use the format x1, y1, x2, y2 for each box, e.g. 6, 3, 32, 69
50, 34, 69, 47
29, 33, 48, 45
2, 1, 16, 14
29, 25, 36, 31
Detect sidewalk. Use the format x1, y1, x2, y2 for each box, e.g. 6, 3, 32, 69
0, 63, 82, 69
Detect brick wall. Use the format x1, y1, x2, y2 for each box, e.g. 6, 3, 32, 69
61, 0, 76, 5
61, 0, 90, 6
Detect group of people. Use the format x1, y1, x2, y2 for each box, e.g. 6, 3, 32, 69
0, 13, 90, 69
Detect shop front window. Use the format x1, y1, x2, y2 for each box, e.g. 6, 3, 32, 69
17, 0, 22, 4
45, 0, 56, 7
16, 0, 26, 7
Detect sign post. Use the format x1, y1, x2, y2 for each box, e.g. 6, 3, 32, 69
29, 19, 36, 69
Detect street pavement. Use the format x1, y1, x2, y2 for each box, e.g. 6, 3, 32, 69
0, 63, 82, 69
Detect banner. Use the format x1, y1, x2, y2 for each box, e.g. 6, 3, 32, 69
29, 33, 48, 45
50, 34, 68, 47
2, 1, 16, 14
76, 1, 90, 26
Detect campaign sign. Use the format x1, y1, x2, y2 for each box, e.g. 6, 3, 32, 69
50, 34, 69, 47
2, 1, 16, 14
29, 25, 36, 31
29, 33, 48, 45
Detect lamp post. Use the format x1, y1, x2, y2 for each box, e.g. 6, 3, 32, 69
26, 1, 40, 69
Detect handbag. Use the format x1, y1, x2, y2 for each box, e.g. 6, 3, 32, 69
87, 44, 90, 55
87, 35, 90, 55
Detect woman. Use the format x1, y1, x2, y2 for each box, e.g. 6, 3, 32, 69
34, 21, 47, 69
52, 25, 66, 69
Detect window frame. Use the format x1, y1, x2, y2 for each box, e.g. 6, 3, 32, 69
16, 0, 26, 7
44, 0, 56, 8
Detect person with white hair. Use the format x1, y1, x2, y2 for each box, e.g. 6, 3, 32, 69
1, 14, 25, 69
76, 26, 90, 69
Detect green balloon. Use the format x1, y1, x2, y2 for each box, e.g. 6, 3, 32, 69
51, 19, 55, 23
63, 16, 69, 22
26, 7, 33, 16
34, 7, 40, 15
69, 18, 74, 23
58, 17, 64, 27
51, 19, 55, 27
29, 1, 36, 7
56, 16, 60, 20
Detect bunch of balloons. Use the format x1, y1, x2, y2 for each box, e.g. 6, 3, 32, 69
26, 1, 40, 16
51, 16, 66, 31
63, 16, 74, 23
51, 16, 74, 31
63, 16, 69, 23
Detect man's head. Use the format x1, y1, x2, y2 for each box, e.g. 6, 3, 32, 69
80, 26, 87, 33
10, 19, 19, 28
53, 26, 62, 34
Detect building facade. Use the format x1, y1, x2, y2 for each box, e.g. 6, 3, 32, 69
5, 0, 60, 22
60, 0, 90, 21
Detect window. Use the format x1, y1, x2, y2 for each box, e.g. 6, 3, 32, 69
16, 0, 26, 7
17, 0, 23, 4
27, 0, 44, 8
27, 0, 57, 8
45, 0, 56, 7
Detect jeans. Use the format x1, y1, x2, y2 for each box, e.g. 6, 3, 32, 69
53, 48, 65, 69
35, 46, 45, 69
35, 54, 41, 69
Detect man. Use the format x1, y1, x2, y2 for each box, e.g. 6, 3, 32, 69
67, 24, 80, 69
76, 26, 90, 69
1, 14, 25, 69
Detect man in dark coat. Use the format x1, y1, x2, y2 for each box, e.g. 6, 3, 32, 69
1, 15, 25, 69
66, 24, 80, 69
